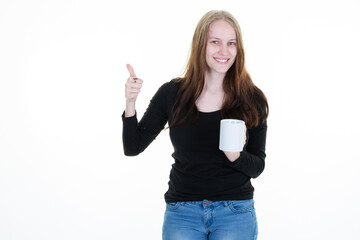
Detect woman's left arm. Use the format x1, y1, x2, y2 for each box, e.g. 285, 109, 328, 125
224, 120, 267, 178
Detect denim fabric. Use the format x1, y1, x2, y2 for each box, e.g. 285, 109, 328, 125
162, 199, 258, 240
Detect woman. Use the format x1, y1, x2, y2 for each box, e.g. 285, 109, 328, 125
122, 10, 268, 240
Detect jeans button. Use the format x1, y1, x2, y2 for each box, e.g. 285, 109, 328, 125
205, 201, 210, 206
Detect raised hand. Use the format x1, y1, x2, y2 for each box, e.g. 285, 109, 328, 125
125, 64, 143, 103
124, 64, 143, 117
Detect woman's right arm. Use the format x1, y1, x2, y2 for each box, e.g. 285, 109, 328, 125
122, 64, 170, 156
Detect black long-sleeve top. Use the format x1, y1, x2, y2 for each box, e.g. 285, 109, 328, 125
122, 79, 267, 203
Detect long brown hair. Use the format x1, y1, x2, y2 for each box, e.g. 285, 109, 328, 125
170, 10, 268, 129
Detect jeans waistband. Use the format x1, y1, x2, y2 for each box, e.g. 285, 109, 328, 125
173, 199, 254, 207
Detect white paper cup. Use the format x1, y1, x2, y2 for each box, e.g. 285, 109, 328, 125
219, 119, 245, 152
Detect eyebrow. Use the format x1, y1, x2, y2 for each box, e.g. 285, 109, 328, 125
209, 37, 237, 41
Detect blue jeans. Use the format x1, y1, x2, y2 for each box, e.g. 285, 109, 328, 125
162, 199, 258, 240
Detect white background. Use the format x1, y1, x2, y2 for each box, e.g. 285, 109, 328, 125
1, 0, 360, 239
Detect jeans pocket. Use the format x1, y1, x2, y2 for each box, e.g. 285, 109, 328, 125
166, 202, 181, 211
228, 200, 255, 215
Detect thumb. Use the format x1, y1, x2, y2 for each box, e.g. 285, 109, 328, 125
126, 64, 137, 78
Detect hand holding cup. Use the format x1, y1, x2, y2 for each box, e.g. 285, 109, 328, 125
219, 119, 247, 162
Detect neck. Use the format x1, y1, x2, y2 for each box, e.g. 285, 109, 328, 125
204, 69, 225, 93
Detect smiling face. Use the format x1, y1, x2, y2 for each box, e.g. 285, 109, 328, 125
205, 19, 237, 78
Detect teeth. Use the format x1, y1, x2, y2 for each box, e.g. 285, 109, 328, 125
215, 58, 228, 63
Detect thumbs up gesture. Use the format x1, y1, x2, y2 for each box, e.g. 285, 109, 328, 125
125, 64, 143, 103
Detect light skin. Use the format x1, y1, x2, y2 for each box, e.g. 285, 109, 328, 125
196, 19, 238, 113
124, 64, 143, 117
125, 19, 246, 162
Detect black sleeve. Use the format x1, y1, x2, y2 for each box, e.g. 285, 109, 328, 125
225, 120, 268, 178
122, 82, 171, 156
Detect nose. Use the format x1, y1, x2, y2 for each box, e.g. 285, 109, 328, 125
219, 44, 229, 56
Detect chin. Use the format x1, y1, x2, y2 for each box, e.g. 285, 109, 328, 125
215, 67, 231, 73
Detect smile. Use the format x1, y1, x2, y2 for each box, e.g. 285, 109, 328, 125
214, 57, 230, 63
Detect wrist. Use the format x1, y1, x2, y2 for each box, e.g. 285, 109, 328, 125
125, 101, 136, 117
224, 151, 240, 162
